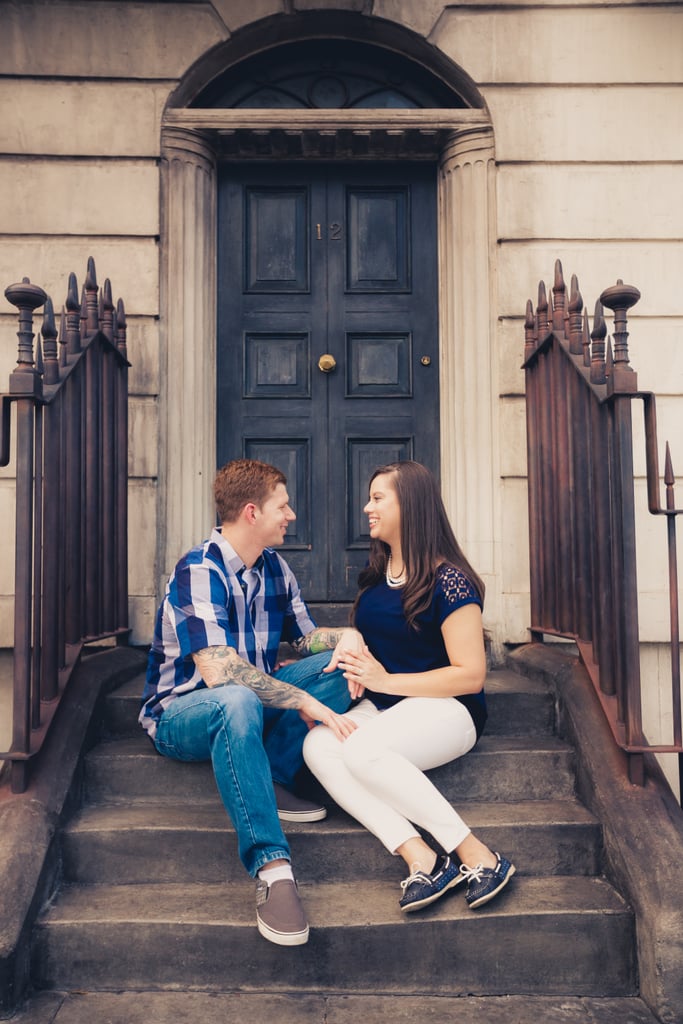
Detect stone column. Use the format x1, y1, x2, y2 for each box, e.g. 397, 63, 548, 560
159, 127, 217, 586
438, 128, 498, 588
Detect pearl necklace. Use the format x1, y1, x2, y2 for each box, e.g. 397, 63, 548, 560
386, 554, 407, 589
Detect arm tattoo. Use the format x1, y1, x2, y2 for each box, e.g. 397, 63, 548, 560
194, 646, 306, 709
291, 627, 346, 656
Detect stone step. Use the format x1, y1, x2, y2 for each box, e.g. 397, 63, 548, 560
6, 990, 661, 1024
483, 668, 556, 735
83, 731, 576, 805
32, 876, 636, 997
104, 668, 556, 739
61, 798, 601, 884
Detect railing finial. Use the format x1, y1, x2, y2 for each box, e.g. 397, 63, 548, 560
582, 308, 591, 367
59, 306, 68, 368
552, 259, 566, 330
41, 296, 59, 386
599, 279, 640, 393
85, 256, 99, 334
35, 333, 44, 377
525, 299, 536, 357
65, 273, 81, 356
80, 283, 88, 338
102, 278, 114, 342
590, 299, 607, 385
568, 274, 584, 355
536, 280, 548, 336
665, 442, 675, 494
116, 297, 128, 358
4, 277, 47, 395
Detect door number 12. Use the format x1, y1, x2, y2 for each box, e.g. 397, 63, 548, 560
316, 223, 342, 241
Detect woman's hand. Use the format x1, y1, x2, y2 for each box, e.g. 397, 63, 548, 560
323, 628, 365, 675
338, 646, 391, 697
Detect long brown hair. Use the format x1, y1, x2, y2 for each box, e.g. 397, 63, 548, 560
352, 461, 485, 630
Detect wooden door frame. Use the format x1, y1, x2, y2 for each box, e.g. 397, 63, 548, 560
158, 110, 499, 625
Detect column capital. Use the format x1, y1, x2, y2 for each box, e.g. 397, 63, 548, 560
161, 125, 216, 170
440, 125, 495, 169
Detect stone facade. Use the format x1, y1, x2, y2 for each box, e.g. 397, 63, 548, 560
0, 0, 681, 780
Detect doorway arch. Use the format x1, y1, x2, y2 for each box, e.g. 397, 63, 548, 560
171, 12, 487, 113
157, 14, 498, 616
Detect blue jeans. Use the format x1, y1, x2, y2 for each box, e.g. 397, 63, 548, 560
153, 652, 350, 876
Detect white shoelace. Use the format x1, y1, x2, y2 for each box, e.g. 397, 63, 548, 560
400, 862, 432, 892
459, 862, 484, 884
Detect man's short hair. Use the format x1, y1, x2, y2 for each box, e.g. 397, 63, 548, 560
214, 459, 287, 524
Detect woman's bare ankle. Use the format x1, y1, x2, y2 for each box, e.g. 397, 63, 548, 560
454, 835, 497, 870
397, 837, 437, 874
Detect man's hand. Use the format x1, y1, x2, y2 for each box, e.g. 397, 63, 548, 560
273, 658, 298, 671
298, 694, 358, 741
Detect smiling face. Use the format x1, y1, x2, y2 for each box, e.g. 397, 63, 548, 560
364, 472, 401, 550
254, 482, 296, 548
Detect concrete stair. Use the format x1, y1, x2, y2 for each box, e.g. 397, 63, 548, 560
26, 666, 660, 1019
36, 876, 632, 995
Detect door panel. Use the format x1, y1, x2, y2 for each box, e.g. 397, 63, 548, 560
345, 329, 412, 397
243, 331, 311, 398
217, 164, 438, 601
245, 187, 309, 292
346, 187, 410, 291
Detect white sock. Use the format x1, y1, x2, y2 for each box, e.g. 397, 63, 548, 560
258, 863, 294, 885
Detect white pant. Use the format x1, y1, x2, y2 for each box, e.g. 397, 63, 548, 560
303, 696, 477, 857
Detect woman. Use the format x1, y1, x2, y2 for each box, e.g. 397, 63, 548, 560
303, 461, 515, 912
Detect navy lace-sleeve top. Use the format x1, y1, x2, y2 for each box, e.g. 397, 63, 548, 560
354, 563, 487, 738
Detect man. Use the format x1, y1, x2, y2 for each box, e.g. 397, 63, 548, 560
139, 459, 361, 946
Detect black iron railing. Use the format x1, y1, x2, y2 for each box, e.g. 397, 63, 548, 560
1, 258, 130, 793
524, 261, 681, 793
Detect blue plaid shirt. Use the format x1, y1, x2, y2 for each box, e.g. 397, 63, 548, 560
139, 528, 316, 738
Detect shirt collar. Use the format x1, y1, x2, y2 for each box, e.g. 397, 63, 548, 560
210, 527, 265, 576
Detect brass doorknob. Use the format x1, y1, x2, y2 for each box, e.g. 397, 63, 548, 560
318, 353, 337, 373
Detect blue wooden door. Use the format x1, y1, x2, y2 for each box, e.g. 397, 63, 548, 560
217, 163, 439, 601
